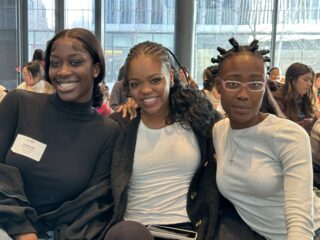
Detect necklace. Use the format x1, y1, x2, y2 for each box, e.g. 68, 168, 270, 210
228, 114, 265, 166
228, 128, 243, 166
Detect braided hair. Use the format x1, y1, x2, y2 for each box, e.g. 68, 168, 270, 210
123, 41, 221, 135
212, 38, 284, 118
211, 38, 270, 67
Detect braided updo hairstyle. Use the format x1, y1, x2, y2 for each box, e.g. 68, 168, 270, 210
123, 41, 221, 135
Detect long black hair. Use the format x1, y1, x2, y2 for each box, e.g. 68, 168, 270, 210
123, 41, 221, 135
45, 28, 105, 107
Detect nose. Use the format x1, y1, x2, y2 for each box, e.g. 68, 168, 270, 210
141, 83, 153, 95
235, 85, 250, 100
57, 63, 71, 77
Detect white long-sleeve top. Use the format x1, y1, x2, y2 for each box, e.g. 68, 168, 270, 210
213, 114, 320, 240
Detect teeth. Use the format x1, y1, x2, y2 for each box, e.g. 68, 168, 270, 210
143, 97, 157, 102
58, 82, 77, 88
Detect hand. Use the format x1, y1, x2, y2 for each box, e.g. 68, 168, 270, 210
14, 233, 38, 240
116, 97, 138, 119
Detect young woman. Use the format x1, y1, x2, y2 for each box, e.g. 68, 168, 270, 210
18, 61, 55, 94
274, 62, 317, 134
105, 41, 221, 240
0, 28, 119, 240
212, 38, 320, 239
202, 65, 225, 115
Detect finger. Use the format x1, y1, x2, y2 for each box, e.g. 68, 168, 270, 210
122, 107, 127, 118
116, 105, 123, 112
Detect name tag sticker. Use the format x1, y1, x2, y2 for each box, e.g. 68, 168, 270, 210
11, 134, 47, 162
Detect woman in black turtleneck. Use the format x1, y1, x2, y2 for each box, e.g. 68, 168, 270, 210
0, 28, 119, 240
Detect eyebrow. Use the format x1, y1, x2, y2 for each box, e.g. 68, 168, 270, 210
129, 73, 162, 81
50, 53, 85, 59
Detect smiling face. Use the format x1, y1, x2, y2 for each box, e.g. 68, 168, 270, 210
128, 54, 173, 121
48, 37, 100, 103
294, 72, 313, 96
217, 53, 266, 129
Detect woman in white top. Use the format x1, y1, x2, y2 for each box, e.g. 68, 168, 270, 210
18, 61, 55, 94
212, 38, 320, 240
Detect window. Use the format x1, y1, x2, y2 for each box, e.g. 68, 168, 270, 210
0, 0, 17, 89
65, 0, 94, 31
274, 0, 320, 74
104, 0, 175, 85
195, 0, 273, 84
28, 0, 55, 61
120, 0, 132, 24
136, 0, 147, 24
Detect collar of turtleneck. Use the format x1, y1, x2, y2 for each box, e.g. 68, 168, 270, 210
50, 93, 94, 115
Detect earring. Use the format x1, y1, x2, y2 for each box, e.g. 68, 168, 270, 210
170, 81, 174, 87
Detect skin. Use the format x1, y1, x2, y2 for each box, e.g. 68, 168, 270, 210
127, 54, 173, 129
178, 68, 188, 84
269, 67, 281, 82
315, 77, 320, 89
22, 67, 38, 87
49, 38, 100, 103
217, 53, 267, 129
293, 72, 313, 96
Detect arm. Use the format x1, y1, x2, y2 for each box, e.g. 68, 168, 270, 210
276, 124, 315, 239
0, 92, 38, 237
0, 91, 19, 163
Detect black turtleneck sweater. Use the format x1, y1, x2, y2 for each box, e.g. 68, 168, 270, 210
0, 89, 119, 215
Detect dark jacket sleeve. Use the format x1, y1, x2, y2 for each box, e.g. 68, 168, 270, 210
0, 163, 37, 236
0, 90, 19, 163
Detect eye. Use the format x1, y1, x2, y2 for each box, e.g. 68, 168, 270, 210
248, 81, 265, 90
70, 59, 83, 66
225, 81, 241, 89
151, 77, 161, 84
50, 59, 60, 68
129, 81, 139, 89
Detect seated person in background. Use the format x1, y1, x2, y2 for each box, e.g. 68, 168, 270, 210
273, 62, 317, 134
109, 65, 128, 110
267, 66, 283, 92
314, 72, 320, 111
311, 118, 320, 188
96, 81, 113, 116
0, 28, 119, 240
0, 85, 7, 102
212, 38, 320, 240
18, 61, 55, 94
105, 41, 221, 240
179, 65, 199, 89
202, 65, 225, 115
32, 48, 45, 68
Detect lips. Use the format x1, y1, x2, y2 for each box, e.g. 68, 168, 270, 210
55, 80, 79, 91
140, 97, 158, 108
232, 105, 250, 114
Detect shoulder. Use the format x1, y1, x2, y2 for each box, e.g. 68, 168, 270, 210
2, 89, 46, 104
264, 114, 309, 143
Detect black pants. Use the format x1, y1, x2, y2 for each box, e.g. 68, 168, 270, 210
215, 198, 266, 240
105, 221, 154, 240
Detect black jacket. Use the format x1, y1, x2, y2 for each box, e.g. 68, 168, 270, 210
0, 163, 113, 240
108, 113, 220, 240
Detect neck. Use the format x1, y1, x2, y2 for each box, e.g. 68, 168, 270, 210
141, 110, 170, 129
230, 112, 267, 130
